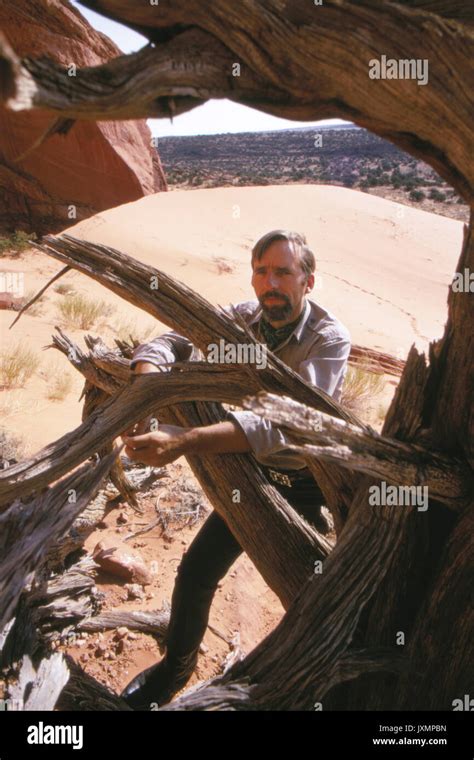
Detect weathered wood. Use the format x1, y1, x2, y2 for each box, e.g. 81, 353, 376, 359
7, 653, 69, 711
77, 608, 170, 639
1, 1, 473, 199
36, 234, 360, 425
159, 489, 412, 710
245, 393, 472, 510
81, 380, 139, 511
28, 556, 103, 635
0, 447, 119, 631
34, 231, 362, 522
0, 0, 472, 713
44, 491, 111, 572
393, 501, 474, 709
0, 365, 331, 609
349, 345, 405, 377
56, 654, 132, 711
160, 400, 332, 609
51, 331, 334, 607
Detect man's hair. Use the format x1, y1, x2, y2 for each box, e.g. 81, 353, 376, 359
251, 230, 316, 278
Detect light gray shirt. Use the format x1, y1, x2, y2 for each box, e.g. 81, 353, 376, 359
131, 298, 351, 471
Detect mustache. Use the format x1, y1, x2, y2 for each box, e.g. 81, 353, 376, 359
261, 291, 290, 302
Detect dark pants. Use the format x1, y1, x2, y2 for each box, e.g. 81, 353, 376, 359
163, 473, 325, 682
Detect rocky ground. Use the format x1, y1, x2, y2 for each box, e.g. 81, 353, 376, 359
54, 458, 285, 701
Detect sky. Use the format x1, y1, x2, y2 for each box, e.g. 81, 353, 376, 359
72, 1, 350, 137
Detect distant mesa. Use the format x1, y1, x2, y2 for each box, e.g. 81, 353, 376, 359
0, 0, 168, 235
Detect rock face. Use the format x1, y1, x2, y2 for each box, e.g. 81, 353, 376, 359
0, 0, 167, 234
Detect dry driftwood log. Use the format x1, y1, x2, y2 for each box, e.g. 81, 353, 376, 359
0, 0, 471, 710
244, 393, 472, 511
0, 447, 119, 633
56, 654, 132, 711
77, 608, 170, 640
19, 231, 471, 711
6, 653, 70, 711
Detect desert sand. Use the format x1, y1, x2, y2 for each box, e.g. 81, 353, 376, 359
0, 184, 464, 695
1, 184, 463, 452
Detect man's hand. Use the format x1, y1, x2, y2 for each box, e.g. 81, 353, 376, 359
122, 414, 251, 468
122, 424, 191, 467
124, 414, 155, 437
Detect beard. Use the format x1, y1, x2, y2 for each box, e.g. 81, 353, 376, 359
259, 292, 293, 321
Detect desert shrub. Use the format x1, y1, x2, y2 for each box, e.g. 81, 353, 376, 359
409, 190, 425, 202
47, 372, 73, 401
341, 364, 385, 416
0, 344, 40, 388
0, 428, 26, 465
57, 293, 116, 329
0, 231, 37, 257
428, 188, 446, 201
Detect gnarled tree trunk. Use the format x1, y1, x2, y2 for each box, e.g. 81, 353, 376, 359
0, 0, 472, 710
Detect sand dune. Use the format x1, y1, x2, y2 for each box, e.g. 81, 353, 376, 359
1, 184, 463, 451
69, 184, 463, 354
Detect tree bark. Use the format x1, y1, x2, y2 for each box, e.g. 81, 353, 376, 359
0, 0, 472, 711
1, 1, 473, 199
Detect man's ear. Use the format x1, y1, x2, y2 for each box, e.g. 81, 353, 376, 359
305, 273, 315, 293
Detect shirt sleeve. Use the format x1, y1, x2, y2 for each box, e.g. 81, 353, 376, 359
298, 336, 351, 402
226, 335, 351, 467
130, 330, 198, 370
129, 302, 246, 370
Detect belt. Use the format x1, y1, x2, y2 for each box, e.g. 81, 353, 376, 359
264, 467, 313, 488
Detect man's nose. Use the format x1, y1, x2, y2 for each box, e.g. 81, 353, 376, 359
265, 272, 280, 288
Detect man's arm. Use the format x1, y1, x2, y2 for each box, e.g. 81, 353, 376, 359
130, 329, 197, 370
126, 307, 255, 451
225, 335, 351, 467
122, 419, 251, 467
130, 301, 255, 370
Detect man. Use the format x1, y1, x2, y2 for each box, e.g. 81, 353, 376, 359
120, 229, 351, 708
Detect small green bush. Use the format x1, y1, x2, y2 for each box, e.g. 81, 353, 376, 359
428, 188, 446, 202
0, 231, 37, 257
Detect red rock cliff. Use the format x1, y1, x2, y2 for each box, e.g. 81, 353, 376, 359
0, 0, 167, 234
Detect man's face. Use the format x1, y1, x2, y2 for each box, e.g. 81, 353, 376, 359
251, 239, 314, 325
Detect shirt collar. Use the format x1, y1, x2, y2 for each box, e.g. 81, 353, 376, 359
249, 298, 310, 344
